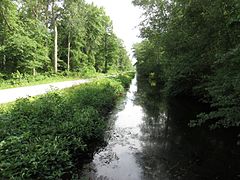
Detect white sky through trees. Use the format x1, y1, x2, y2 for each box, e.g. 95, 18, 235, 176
85, 0, 142, 61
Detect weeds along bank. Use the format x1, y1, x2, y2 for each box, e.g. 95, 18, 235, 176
0, 72, 135, 179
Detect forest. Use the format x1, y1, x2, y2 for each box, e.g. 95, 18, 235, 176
0, 1, 136, 178
0, 0, 132, 81
133, 0, 240, 129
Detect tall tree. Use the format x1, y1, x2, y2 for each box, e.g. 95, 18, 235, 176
133, 0, 240, 128
51, 0, 58, 73
0, 0, 19, 72
0, 0, 132, 76
60, 0, 86, 71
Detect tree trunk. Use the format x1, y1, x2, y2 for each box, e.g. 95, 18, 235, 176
54, 22, 58, 73
3, 55, 6, 70
104, 34, 108, 73
67, 32, 71, 71
45, 0, 50, 28
52, 0, 58, 73
33, 68, 36, 76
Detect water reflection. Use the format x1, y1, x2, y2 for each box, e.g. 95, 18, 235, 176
81, 76, 144, 179
134, 77, 170, 180
81, 75, 240, 180
135, 77, 240, 180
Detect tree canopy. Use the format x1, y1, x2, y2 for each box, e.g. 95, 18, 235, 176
133, 0, 240, 129
0, 0, 133, 76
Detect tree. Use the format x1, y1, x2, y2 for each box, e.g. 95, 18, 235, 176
0, 0, 132, 76
133, 0, 240, 128
51, 0, 59, 73
18, 0, 51, 75
84, 4, 107, 67
59, 0, 86, 71
0, 0, 19, 72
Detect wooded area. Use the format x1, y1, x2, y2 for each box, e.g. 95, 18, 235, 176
0, 0, 132, 77
133, 0, 240, 129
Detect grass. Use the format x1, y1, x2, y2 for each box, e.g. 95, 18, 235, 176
0, 72, 134, 179
0, 71, 106, 90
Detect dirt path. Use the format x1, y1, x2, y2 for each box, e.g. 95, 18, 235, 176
0, 79, 90, 104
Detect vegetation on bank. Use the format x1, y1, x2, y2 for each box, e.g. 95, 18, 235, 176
133, 0, 240, 129
0, 73, 134, 179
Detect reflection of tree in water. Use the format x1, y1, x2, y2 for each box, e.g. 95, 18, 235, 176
135, 77, 240, 180
134, 77, 171, 179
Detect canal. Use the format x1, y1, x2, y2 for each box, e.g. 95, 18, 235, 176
81, 75, 240, 180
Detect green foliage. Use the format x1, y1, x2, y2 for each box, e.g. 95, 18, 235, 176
67, 79, 124, 116
58, 0, 133, 73
190, 45, 240, 129
114, 72, 135, 89
78, 66, 97, 78
134, 0, 240, 128
4, 33, 50, 73
0, 0, 132, 77
0, 76, 133, 178
133, 40, 164, 84
0, 0, 51, 75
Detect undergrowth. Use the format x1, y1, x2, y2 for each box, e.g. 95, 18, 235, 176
0, 73, 134, 179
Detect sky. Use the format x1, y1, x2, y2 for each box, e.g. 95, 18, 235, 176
85, 0, 143, 60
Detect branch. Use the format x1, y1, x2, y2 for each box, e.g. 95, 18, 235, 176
0, 10, 13, 31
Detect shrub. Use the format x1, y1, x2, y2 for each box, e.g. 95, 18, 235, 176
0, 76, 134, 178
115, 72, 135, 88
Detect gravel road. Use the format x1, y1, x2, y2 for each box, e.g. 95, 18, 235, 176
0, 79, 90, 104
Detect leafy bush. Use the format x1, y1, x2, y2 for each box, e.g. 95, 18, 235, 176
114, 72, 135, 89
189, 46, 240, 129
0, 76, 133, 179
77, 66, 97, 78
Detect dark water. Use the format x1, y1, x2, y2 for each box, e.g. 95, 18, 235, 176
81, 76, 240, 180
